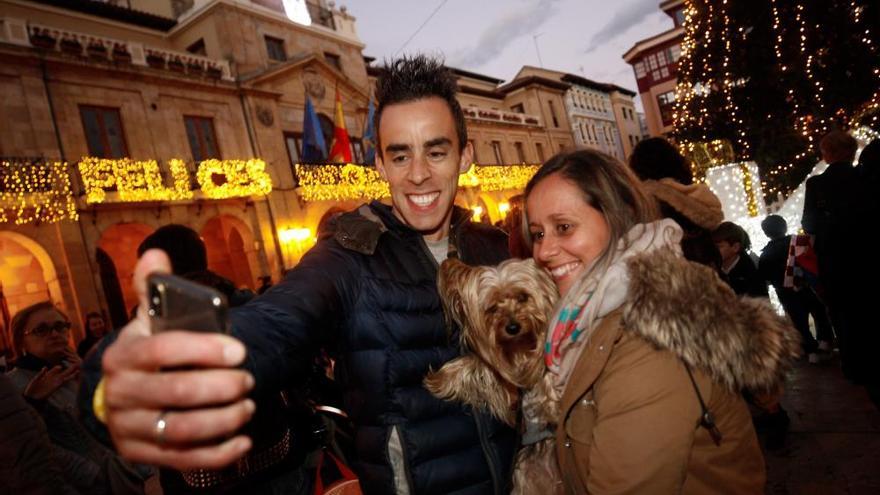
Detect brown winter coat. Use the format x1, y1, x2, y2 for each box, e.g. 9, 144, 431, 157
555, 248, 800, 494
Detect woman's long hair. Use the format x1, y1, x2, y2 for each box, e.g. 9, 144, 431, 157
523, 149, 658, 283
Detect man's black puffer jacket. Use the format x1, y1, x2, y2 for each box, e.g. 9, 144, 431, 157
232, 201, 516, 495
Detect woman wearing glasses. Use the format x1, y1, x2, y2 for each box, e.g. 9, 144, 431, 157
7, 301, 81, 412
5, 301, 145, 494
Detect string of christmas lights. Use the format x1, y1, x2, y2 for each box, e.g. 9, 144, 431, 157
0, 161, 78, 224
79, 157, 272, 203
196, 159, 273, 199
294, 163, 540, 202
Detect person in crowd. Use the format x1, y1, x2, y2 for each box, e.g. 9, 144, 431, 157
6, 301, 145, 494
629, 137, 724, 271
256, 275, 273, 295
502, 193, 531, 259
802, 130, 863, 383
0, 373, 81, 494
7, 301, 80, 413
759, 215, 834, 363
856, 138, 880, 408
77, 312, 108, 358
712, 221, 769, 298
97, 55, 516, 494
524, 149, 799, 493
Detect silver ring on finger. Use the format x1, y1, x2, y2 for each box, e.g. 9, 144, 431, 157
155, 411, 169, 446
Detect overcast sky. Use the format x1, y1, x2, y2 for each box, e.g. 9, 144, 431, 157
345, 0, 674, 112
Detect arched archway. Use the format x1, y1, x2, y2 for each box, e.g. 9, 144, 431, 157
0, 232, 65, 353
97, 223, 154, 316
201, 215, 257, 290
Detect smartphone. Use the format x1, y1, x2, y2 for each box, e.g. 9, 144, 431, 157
147, 273, 230, 335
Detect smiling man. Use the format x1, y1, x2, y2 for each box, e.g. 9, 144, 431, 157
99, 55, 516, 495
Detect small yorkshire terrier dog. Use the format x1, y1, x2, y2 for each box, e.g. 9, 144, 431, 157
424, 258, 562, 494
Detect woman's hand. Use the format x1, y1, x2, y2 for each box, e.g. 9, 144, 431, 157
24, 365, 80, 400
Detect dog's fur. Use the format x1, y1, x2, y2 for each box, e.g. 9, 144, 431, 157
424, 257, 560, 494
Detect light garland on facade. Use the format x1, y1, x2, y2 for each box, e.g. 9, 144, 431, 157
0, 161, 78, 224
196, 159, 273, 199
79, 157, 272, 203
294, 163, 540, 202
79, 157, 193, 203
295, 163, 390, 202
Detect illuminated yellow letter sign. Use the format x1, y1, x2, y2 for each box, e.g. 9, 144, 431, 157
79, 158, 273, 203
78, 157, 192, 203
196, 159, 273, 199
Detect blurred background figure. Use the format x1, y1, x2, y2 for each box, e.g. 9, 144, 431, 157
802, 130, 863, 383
759, 214, 833, 363
712, 221, 769, 298
501, 193, 530, 259
630, 137, 724, 271
76, 312, 108, 358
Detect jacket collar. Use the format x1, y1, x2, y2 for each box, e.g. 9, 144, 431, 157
621, 248, 800, 393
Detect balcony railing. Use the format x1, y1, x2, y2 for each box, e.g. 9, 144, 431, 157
25, 22, 233, 81
462, 107, 542, 127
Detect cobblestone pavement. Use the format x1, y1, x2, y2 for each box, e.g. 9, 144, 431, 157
763, 355, 880, 494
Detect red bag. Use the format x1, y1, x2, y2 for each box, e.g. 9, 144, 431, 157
313, 450, 362, 495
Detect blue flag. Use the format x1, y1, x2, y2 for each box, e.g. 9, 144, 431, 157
362, 98, 376, 165
301, 96, 327, 163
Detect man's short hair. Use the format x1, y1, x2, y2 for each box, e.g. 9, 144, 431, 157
137, 224, 207, 276
712, 221, 746, 249
819, 130, 858, 164
373, 55, 466, 158
761, 215, 788, 239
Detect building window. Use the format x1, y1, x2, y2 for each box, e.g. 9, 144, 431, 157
186, 38, 206, 56
468, 139, 479, 162
80, 105, 128, 158
674, 9, 685, 26
491, 140, 504, 164
652, 70, 661, 80
265, 36, 286, 61
657, 50, 667, 67
284, 132, 302, 166
548, 100, 559, 127
657, 91, 676, 125
660, 67, 670, 78
184, 116, 220, 163
510, 103, 524, 114
324, 52, 341, 71
535, 142, 545, 162
634, 61, 646, 79
669, 45, 682, 62
514, 142, 526, 163
647, 54, 658, 70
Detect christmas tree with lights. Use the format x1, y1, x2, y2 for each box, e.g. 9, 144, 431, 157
673, 0, 879, 200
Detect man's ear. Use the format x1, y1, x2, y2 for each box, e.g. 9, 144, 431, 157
375, 151, 387, 181
458, 140, 474, 174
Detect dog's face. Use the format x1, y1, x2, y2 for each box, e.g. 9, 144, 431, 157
438, 258, 558, 389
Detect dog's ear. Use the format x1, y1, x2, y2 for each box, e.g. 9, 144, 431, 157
437, 258, 474, 328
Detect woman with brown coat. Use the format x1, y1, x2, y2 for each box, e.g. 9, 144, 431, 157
524, 150, 800, 493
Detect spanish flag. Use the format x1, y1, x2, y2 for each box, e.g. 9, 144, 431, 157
328, 88, 352, 163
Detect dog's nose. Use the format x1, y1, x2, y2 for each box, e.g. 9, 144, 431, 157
505, 322, 520, 335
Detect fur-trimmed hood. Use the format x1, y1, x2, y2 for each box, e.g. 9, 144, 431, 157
622, 248, 800, 392
642, 179, 724, 230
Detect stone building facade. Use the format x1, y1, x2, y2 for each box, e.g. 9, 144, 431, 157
0, 0, 574, 348
513, 66, 643, 160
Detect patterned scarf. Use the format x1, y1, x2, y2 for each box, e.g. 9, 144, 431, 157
545, 219, 684, 393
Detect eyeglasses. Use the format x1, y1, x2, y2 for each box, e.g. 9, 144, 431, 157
25, 321, 72, 337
